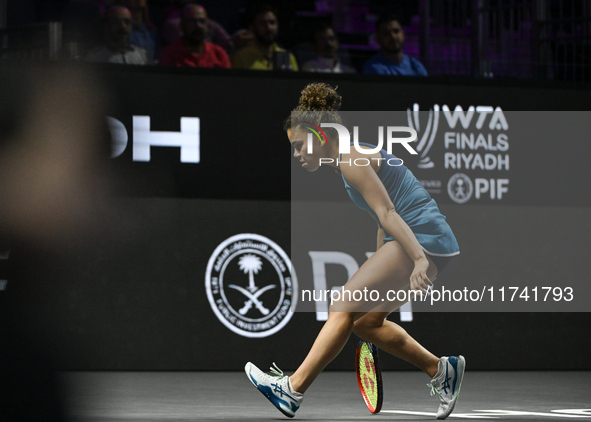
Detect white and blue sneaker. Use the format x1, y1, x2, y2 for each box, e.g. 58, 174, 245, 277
427, 356, 466, 419
245, 362, 303, 418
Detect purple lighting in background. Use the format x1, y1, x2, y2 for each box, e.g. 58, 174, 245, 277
303, 0, 591, 82
1, 0, 590, 82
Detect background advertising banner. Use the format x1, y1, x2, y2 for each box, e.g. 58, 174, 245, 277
1, 64, 590, 371
290, 111, 591, 314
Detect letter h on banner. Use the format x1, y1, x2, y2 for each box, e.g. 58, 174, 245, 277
133, 116, 200, 163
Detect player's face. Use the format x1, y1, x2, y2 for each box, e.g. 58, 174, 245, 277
288, 127, 330, 172
376, 20, 404, 54
252, 12, 278, 46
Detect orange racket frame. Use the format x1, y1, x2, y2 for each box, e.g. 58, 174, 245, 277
355, 341, 383, 414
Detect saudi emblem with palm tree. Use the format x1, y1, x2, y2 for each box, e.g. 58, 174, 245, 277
206, 234, 298, 338
229, 254, 276, 316
239, 255, 262, 292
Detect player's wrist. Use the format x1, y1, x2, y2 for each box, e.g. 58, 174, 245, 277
412, 255, 428, 264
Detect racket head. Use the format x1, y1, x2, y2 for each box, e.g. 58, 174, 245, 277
355, 340, 383, 414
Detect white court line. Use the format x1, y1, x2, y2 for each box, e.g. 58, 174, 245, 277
381, 409, 591, 419
381, 410, 497, 419
553, 411, 591, 416
475, 410, 591, 418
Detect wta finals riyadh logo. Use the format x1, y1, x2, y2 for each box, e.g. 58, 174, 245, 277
407, 103, 440, 169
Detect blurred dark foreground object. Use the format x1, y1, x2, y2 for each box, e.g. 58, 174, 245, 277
0, 64, 111, 421
0, 332, 67, 421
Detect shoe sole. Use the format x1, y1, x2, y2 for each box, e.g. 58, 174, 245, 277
437, 355, 466, 420
245, 363, 296, 418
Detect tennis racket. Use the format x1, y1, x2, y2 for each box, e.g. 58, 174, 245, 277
355, 341, 383, 414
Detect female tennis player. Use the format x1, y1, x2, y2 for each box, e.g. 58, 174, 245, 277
245, 83, 465, 419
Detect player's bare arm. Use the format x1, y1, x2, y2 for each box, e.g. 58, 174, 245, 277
340, 151, 432, 293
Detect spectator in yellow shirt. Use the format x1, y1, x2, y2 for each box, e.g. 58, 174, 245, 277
232, 4, 298, 71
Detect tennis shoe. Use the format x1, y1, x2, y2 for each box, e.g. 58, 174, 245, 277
245, 362, 303, 418
427, 356, 465, 419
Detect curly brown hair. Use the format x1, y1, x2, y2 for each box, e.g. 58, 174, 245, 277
284, 83, 343, 131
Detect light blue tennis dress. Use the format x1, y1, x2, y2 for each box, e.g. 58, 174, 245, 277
342, 142, 460, 259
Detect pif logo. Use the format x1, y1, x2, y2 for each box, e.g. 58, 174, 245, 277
447, 173, 509, 203
447, 173, 473, 204
205, 234, 298, 338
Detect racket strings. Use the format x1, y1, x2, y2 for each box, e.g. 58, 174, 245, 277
358, 344, 379, 406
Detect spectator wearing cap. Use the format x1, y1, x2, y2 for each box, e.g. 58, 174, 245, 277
302, 23, 355, 74
363, 15, 427, 76
159, 4, 230, 68
231, 4, 298, 71
86, 5, 151, 65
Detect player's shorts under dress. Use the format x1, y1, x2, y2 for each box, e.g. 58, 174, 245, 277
342, 142, 460, 273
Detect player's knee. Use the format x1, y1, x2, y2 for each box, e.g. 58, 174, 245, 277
352, 316, 382, 339
329, 297, 361, 313
327, 310, 356, 328
352, 321, 368, 339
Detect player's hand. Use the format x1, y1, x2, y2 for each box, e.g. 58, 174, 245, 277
410, 257, 432, 294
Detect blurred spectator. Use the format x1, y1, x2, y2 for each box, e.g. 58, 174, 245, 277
231, 4, 298, 71
161, 0, 234, 52
122, 0, 161, 61
301, 23, 355, 74
86, 5, 151, 65
159, 4, 230, 67
363, 15, 427, 76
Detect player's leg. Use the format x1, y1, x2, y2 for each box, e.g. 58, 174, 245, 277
289, 240, 434, 394
354, 310, 465, 420
352, 245, 440, 376
353, 312, 440, 378
244, 241, 460, 418
351, 246, 464, 420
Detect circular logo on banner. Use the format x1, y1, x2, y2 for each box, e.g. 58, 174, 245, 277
205, 234, 298, 338
447, 173, 473, 204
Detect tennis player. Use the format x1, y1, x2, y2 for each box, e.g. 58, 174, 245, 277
245, 83, 465, 419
